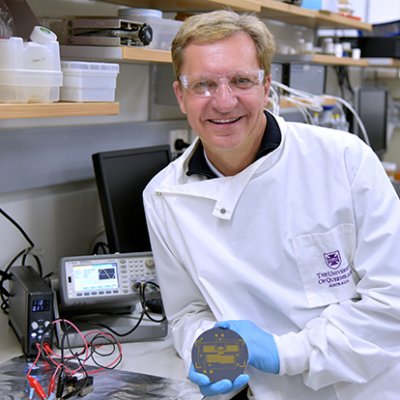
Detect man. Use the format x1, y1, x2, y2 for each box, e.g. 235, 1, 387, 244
143, 10, 400, 400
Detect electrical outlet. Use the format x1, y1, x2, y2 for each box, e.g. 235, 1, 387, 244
169, 129, 190, 152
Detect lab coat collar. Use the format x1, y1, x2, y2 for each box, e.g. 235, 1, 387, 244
155, 113, 287, 220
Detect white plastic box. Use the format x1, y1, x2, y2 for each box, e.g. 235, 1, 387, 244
60, 61, 120, 102
0, 28, 63, 103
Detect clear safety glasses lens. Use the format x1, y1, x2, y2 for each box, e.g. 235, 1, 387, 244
179, 69, 265, 97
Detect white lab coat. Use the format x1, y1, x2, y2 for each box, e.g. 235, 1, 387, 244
143, 113, 400, 400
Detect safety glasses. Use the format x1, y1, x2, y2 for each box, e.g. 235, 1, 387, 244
179, 69, 265, 97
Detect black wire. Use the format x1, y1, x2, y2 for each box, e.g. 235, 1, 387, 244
32, 254, 43, 276
335, 66, 355, 101
62, 357, 92, 399
0, 248, 44, 313
72, 280, 165, 337
335, 66, 346, 99
0, 208, 43, 275
0, 269, 12, 314
90, 334, 116, 357
20, 251, 43, 276
59, 320, 91, 371
83, 308, 146, 337
0, 208, 34, 248
0, 248, 26, 314
88, 333, 122, 370
35, 318, 119, 398
0, 208, 45, 313
5, 248, 27, 273
92, 241, 109, 255
41, 280, 165, 378
139, 281, 166, 323
344, 67, 355, 97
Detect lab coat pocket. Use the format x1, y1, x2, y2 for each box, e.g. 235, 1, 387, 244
290, 223, 358, 307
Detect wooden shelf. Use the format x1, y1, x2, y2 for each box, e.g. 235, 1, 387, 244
275, 53, 369, 67
257, 0, 317, 25
315, 10, 371, 31
256, 0, 371, 31
0, 102, 120, 119
99, 0, 261, 12
122, 47, 171, 63
366, 58, 400, 68
62, 45, 368, 67
278, 96, 336, 108
61, 45, 171, 63
310, 54, 369, 67
99, 0, 371, 31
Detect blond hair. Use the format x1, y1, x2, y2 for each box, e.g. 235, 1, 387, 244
171, 10, 276, 79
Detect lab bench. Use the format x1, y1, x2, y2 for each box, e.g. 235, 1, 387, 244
0, 311, 202, 399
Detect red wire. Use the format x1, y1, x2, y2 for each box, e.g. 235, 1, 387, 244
26, 376, 47, 400
47, 364, 63, 396
26, 345, 42, 376
45, 318, 91, 374
26, 317, 124, 396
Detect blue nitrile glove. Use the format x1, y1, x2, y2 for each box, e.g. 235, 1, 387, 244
188, 364, 249, 397
216, 320, 280, 374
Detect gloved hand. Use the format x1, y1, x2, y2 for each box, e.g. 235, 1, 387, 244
216, 320, 280, 374
188, 364, 249, 397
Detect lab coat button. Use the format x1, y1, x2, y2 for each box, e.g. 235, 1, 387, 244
220, 208, 226, 214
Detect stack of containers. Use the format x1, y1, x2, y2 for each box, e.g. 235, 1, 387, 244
118, 8, 182, 50
60, 61, 120, 102
0, 26, 63, 103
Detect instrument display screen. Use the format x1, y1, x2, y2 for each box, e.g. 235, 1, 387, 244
72, 262, 119, 292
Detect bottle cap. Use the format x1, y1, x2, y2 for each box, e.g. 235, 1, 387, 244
30, 26, 57, 44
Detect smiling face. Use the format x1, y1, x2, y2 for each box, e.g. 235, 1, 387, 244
173, 31, 271, 165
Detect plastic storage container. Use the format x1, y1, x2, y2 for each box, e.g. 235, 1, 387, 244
60, 61, 120, 102
118, 8, 182, 50
0, 26, 63, 103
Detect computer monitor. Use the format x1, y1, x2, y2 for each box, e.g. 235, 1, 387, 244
92, 145, 171, 254
355, 87, 388, 159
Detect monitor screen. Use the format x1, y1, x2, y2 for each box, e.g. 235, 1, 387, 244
356, 87, 388, 158
92, 145, 171, 254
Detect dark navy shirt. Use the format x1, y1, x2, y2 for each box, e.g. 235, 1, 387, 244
187, 111, 282, 179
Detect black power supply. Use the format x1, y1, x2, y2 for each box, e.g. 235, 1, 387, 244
8, 266, 53, 357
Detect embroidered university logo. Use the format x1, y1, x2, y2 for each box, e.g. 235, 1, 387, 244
324, 250, 342, 269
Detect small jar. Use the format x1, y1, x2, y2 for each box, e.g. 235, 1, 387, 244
322, 37, 335, 55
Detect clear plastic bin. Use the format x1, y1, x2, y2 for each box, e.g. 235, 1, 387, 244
148, 18, 182, 50
0, 32, 62, 103
0, 69, 62, 103
118, 8, 182, 50
60, 61, 120, 102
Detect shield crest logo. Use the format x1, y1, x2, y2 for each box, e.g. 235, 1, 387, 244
324, 250, 342, 269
